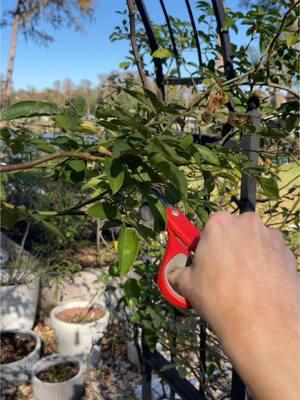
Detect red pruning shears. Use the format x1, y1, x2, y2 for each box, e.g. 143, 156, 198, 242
153, 188, 202, 309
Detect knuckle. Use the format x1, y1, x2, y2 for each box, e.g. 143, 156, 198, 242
206, 211, 232, 230
240, 212, 261, 226
270, 228, 283, 243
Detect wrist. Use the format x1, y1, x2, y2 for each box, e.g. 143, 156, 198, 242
216, 308, 300, 400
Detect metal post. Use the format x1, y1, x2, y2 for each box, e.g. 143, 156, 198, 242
134, 0, 165, 96
231, 102, 261, 399
159, 0, 181, 77
184, 0, 203, 68
199, 319, 207, 398
141, 337, 153, 400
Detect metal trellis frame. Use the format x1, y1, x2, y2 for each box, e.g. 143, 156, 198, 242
132, 1, 260, 399
135, 0, 234, 91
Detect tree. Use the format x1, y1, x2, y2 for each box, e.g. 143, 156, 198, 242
62, 78, 75, 99
1, 0, 95, 107
79, 79, 93, 116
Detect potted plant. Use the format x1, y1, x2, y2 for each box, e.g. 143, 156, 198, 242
0, 329, 41, 388
32, 354, 84, 400
0, 232, 40, 330
50, 300, 110, 364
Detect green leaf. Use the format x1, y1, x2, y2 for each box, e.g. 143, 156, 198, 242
146, 194, 166, 231
195, 206, 209, 224
259, 34, 266, 53
259, 128, 287, 138
143, 328, 158, 350
51, 136, 79, 150
0, 184, 6, 202
69, 97, 86, 117
260, 177, 279, 200
29, 139, 56, 153
87, 202, 121, 220
286, 114, 299, 132
202, 170, 215, 194
69, 159, 86, 172
150, 154, 187, 197
32, 215, 64, 240
286, 33, 300, 48
123, 279, 141, 303
222, 16, 234, 31
118, 227, 139, 276
180, 134, 193, 149
197, 145, 220, 166
1, 101, 59, 120
104, 157, 125, 194
109, 264, 120, 277
54, 108, 80, 131
1, 204, 26, 230
144, 89, 165, 113
65, 168, 85, 183
112, 141, 131, 157
0, 128, 11, 140
134, 223, 156, 240
165, 182, 182, 204
119, 61, 131, 69
152, 49, 172, 59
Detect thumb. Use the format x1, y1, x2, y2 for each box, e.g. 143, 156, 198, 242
168, 267, 192, 301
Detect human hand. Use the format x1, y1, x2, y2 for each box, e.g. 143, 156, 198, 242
169, 211, 300, 400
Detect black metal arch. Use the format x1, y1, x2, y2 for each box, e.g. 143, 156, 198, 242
132, 2, 253, 400
135, 0, 234, 92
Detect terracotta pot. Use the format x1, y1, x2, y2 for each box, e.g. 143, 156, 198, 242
0, 329, 41, 389
32, 354, 84, 400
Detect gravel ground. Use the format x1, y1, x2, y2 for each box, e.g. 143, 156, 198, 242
1, 319, 141, 400
1, 316, 232, 400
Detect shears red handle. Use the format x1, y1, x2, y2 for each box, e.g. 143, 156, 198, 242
157, 207, 201, 309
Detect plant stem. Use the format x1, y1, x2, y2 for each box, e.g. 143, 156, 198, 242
126, 0, 150, 90
0, 150, 108, 173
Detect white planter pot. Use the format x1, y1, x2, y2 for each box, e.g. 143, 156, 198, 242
50, 301, 110, 361
32, 354, 84, 400
0, 330, 41, 388
0, 275, 40, 330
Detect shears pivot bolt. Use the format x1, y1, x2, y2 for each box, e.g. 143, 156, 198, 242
171, 210, 180, 216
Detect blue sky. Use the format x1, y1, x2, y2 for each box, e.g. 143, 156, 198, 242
1, 0, 248, 90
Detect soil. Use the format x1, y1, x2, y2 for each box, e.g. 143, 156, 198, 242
56, 306, 105, 324
0, 332, 36, 364
37, 361, 79, 383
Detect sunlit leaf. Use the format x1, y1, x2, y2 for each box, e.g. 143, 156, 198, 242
260, 177, 279, 200
104, 157, 125, 194
118, 227, 139, 275
69, 159, 86, 172
2, 101, 59, 120
197, 145, 220, 166
152, 49, 172, 59
87, 202, 121, 220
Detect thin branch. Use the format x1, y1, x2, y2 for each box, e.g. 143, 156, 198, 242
266, 0, 300, 77
126, 0, 150, 90
266, 81, 300, 100
222, 76, 299, 99
223, 66, 257, 87
16, 220, 30, 264
0, 149, 110, 173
